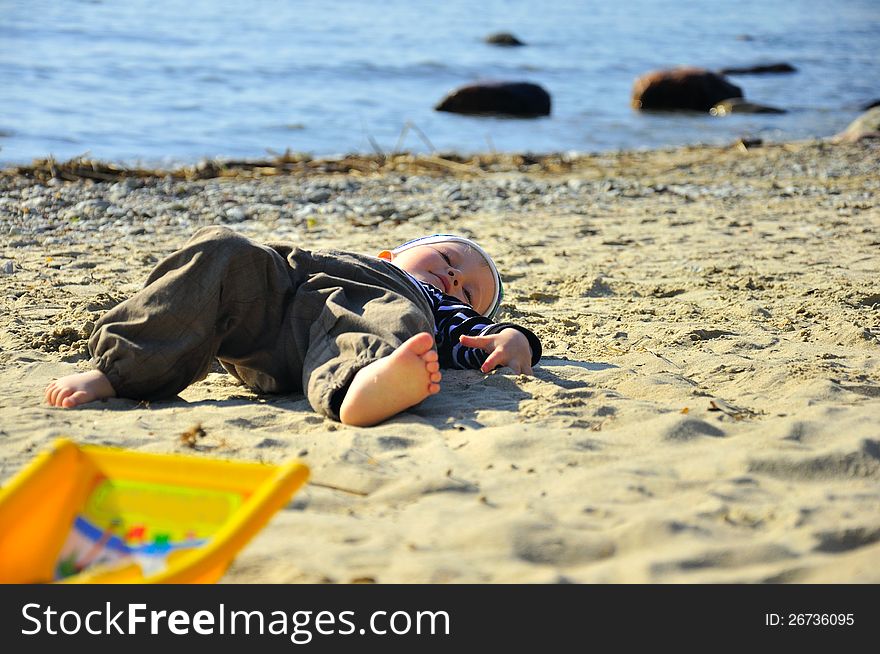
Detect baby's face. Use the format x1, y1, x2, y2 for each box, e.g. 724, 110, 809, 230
388, 242, 495, 314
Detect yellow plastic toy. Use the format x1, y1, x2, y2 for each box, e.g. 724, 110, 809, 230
0, 438, 309, 584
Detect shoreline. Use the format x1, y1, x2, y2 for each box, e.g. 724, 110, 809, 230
1, 138, 879, 583
0, 137, 858, 183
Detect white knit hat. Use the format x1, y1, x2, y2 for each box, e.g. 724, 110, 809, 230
391, 234, 503, 319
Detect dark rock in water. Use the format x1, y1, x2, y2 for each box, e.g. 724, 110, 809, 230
435, 81, 551, 117
485, 32, 525, 46
631, 67, 743, 112
734, 137, 764, 149
719, 62, 797, 75
863, 99, 880, 111
710, 98, 786, 116
833, 106, 880, 143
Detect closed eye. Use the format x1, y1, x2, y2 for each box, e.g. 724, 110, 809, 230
435, 247, 473, 304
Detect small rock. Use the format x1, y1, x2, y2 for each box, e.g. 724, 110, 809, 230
307, 189, 332, 203
718, 62, 797, 75
710, 98, 786, 115
733, 137, 764, 149
109, 178, 143, 201
22, 197, 48, 210
0, 260, 14, 274
833, 106, 880, 143
66, 199, 111, 219
373, 205, 397, 218
484, 32, 525, 47
224, 206, 248, 222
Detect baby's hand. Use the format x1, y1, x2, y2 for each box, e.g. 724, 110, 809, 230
459, 329, 534, 375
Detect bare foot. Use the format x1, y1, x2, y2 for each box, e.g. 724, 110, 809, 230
339, 332, 441, 427
44, 370, 116, 408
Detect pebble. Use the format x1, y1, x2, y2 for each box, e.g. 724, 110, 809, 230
307, 189, 332, 203
0, 260, 14, 274
224, 206, 248, 222
61, 199, 111, 221
22, 197, 48, 210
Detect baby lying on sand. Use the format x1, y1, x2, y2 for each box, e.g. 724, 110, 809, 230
45, 227, 541, 426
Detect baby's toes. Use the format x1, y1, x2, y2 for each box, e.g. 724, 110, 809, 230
429, 371, 442, 383
46, 383, 62, 405
420, 349, 439, 363
425, 360, 440, 373
62, 391, 88, 408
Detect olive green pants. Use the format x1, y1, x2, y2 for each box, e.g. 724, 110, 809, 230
89, 226, 434, 419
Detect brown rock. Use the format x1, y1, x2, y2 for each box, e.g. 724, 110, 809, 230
435, 81, 551, 117
632, 67, 743, 112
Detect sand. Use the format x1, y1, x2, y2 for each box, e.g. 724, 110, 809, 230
1, 140, 879, 583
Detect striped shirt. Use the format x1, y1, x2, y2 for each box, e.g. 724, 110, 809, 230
404, 275, 542, 371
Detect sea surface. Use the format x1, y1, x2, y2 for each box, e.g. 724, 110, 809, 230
1, 0, 878, 166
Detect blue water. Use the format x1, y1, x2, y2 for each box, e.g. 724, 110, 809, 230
1, 0, 878, 166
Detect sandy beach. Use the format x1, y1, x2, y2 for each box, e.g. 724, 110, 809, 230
1, 139, 878, 583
